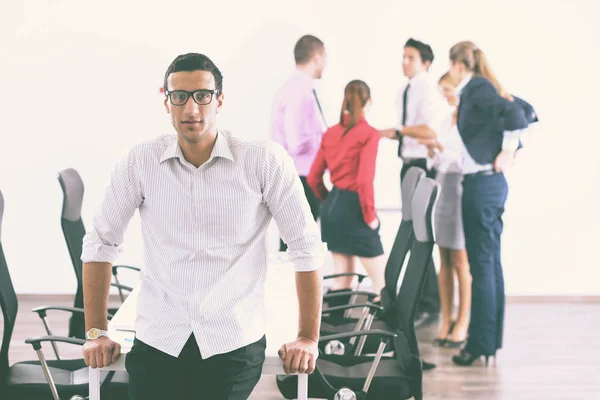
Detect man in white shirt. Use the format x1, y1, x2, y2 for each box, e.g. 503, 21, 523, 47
81, 53, 325, 399
381, 38, 444, 327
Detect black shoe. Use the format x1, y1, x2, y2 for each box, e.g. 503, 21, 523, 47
422, 359, 436, 370
414, 311, 439, 329
443, 339, 466, 349
451, 349, 495, 367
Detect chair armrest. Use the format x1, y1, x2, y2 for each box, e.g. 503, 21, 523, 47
322, 303, 384, 315
112, 264, 141, 274
111, 282, 133, 292
323, 290, 379, 301
32, 305, 114, 319
323, 272, 368, 283
25, 335, 86, 351
319, 329, 397, 343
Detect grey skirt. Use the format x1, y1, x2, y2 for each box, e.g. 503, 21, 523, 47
434, 171, 465, 250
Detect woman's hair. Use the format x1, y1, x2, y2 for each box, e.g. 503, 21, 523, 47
449, 41, 513, 101
339, 80, 371, 136
438, 71, 457, 86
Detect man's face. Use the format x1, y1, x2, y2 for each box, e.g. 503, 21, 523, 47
164, 70, 223, 144
402, 46, 426, 79
312, 47, 327, 79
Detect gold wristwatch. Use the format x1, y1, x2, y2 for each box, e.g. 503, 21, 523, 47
85, 328, 109, 340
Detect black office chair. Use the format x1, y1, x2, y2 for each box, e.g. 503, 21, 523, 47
57, 168, 139, 340
320, 166, 426, 327
0, 190, 129, 400
277, 177, 439, 400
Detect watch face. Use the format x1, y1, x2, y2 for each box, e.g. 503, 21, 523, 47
87, 328, 100, 340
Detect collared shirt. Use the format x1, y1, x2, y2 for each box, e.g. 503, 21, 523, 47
395, 71, 445, 159
455, 74, 525, 174
431, 107, 464, 174
271, 69, 327, 176
81, 130, 326, 358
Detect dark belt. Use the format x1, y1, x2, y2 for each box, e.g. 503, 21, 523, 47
463, 169, 499, 178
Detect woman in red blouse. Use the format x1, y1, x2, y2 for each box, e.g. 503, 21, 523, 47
307, 80, 385, 296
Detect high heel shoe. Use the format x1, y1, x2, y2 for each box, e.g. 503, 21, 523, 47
432, 321, 456, 347
451, 349, 495, 367
443, 338, 466, 349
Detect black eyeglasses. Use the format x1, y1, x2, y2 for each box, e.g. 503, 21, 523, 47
165, 89, 220, 106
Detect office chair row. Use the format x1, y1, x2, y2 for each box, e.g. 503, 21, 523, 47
1, 166, 439, 400
0, 169, 138, 400
276, 167, 439, 400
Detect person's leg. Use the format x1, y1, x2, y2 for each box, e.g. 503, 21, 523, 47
194, 336, 267, 400
462, 176, 500, 356
448, 249, 471, 343
125, 337, 187, 399
435, 247, 455, 340
492, 177, 508, 352
331, 252, 356, 290
358, 254, 386, 299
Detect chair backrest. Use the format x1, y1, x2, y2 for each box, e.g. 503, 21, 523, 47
382, 167, 425, 303
58, 169, 89, 339
0, 190, 18, 385
57, 169, 86, 301
394, 177, 438, 357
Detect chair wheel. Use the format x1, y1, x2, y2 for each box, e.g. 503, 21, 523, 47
334, 388, 357, 400
324, 340, 346, 355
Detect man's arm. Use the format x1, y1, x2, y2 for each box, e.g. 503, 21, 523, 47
380, 125, 436, 140
261, 142, 326, 374
81, 148, 144, 368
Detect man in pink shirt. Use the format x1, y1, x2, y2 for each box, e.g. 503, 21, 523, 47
271, 35, 328, 251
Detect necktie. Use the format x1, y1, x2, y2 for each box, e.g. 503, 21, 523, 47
313, 89, 328, 128
402, 84, 410, 126
398, 83, 410, 157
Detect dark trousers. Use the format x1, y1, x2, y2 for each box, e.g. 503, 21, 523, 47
125, 335, 266, 399
279, 176, 320, 251
400, 159, 440, 314
462, 172, 508, 355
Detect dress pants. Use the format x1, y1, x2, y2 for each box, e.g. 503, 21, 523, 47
462, 172, 508, 355
125, 335, 266, 399
279, 176, 320, 251
400, 158, 440, 315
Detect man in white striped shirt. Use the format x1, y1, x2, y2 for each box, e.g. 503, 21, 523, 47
80, 53, 326, 399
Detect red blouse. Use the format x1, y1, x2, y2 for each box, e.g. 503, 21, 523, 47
307, 116, 380, 224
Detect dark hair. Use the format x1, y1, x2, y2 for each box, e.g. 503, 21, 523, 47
163, 53, 223, 92
294, 35, 325, 65
339, 80, 371, 136
405, 38, 434, 65
449, 41, 512, 101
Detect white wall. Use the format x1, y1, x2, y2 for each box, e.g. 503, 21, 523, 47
1, 0, 599, 295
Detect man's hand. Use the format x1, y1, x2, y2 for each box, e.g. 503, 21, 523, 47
494, 150, 515, 172
278, 337, 318, 374
83, 336, 121, 368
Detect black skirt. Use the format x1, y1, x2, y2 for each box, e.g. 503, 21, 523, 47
320, 187, 384, 258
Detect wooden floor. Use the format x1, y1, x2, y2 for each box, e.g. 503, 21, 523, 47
3, 298, 600, 399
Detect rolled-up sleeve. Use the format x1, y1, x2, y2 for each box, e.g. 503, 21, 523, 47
261, 142, 326, 271
81, 148, 144, 264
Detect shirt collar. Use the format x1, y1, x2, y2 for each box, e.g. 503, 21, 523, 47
294, 68, 316, 87
408, 70, 427, 85
456, 73, 474, 96
159, 130, 235, 164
